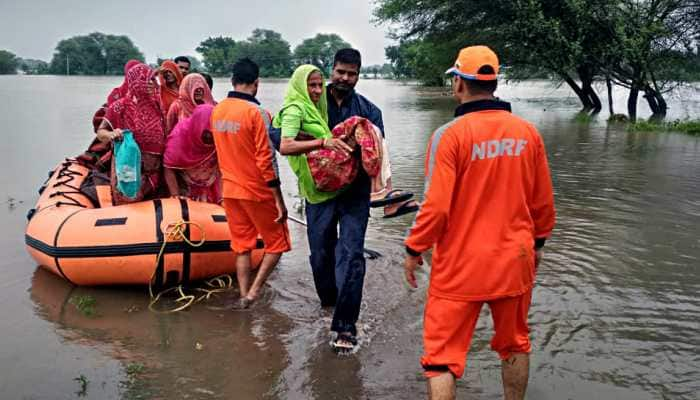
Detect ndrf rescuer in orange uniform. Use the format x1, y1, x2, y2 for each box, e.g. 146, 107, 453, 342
403, 46, 556, 400
212, 58, 291, 308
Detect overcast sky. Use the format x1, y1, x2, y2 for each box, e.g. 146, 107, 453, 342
0, 0, 394, 65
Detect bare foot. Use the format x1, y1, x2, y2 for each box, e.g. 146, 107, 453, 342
230, 297, 253, 310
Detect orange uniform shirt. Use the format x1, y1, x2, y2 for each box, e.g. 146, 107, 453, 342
211, 91, 280, 202
406, 100, 555, 301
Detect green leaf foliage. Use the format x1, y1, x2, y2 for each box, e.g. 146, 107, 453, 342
49, 32, 145, 75
292, 33, 352, 76
0, 50, 19, 74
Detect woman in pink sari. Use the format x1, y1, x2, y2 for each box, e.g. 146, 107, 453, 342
165, 73, 215, 134
163, 104, 221, 204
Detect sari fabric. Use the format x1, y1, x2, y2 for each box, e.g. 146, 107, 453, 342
273, 64, 339, 204
158, 60, 183, 115
307, 116, 381, 192
103, 63, 166, 204
92, 59, 140, 132
166, 73, 215, 134
164, 104, 221, 203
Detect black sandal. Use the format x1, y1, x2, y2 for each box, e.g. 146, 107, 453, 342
370, 189, 414, 208
383, 200, 420, 218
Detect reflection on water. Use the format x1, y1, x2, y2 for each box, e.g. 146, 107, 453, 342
0, 76, 698, 399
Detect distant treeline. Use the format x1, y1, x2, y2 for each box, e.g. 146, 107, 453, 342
374, 0, 700, 121
0, 29, 358, 79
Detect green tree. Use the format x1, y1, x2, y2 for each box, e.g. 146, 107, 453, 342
375, 0, 699, 120
385, 42, 415, 79
237, 29, 292, 77
19, 58, 49, 75
49, 32, 144, 75
293, 33, 351, 75
196, 36, 239, 76
0, 50, 19, 74
376, 0, 615, 109
604, 0, 699, 120
380, 63, 394, 78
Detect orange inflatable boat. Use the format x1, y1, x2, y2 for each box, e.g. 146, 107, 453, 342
25, 159, 262, 286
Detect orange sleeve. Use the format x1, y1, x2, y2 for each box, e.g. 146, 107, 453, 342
252, 108, 280, 188
530, 132, 556, 239
405, 129, 458, 254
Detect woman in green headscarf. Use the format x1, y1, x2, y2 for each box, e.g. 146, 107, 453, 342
274, 64, 353, 204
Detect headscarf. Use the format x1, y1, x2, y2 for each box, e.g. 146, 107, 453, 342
158, 60, 184, 113
273, 65, 339, 204
104, 63, 166, 154
177, 73, 215, 119
164, 104, 215, 169
106, 59, 141, 106
273, 64, 330, 139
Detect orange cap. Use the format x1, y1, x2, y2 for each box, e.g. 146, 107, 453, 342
445, 46, 499, 81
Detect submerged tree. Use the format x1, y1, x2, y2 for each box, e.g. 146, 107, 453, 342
374, 0, 699, 120
604, 0, 699, 120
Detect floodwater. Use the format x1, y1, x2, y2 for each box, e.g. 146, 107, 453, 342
0, 76, 699, 399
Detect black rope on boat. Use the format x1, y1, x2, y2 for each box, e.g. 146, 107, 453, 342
46, 160, 89, 208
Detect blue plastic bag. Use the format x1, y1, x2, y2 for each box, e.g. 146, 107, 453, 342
113, 130, 141, 199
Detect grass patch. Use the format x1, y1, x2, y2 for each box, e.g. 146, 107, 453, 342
125, 363, 145, 376
574, 112, 595, 123
120, 362, 155, 400
69, 295, 97, 317
74, 374, 88, 397
628, 119, 700, 135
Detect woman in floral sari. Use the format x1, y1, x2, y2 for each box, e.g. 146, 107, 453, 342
96, 63, 166, 204
165, 73, 215, 134
163, 104, 221, 204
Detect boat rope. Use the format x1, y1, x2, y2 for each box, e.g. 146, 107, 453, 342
147, 220, 235, 313
48, 160, 89, 208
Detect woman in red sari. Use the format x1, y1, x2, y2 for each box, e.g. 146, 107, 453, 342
91, 59, 141, 133
158, 60, 183, 115
165, 73, 215, 134
96, 63, 166, 204
163, 104, 221, 204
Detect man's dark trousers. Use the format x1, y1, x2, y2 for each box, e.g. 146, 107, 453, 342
305, 171, 370, 336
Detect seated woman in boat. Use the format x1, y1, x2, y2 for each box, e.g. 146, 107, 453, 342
95, 63, 166, 204
163, 104, 221, 204
158, 60, 184, 115
165, 73, 216, 134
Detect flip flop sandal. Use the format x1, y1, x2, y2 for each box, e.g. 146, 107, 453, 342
370, 189, 414, 208
331, 333, 358, 353
383, 200, 420, 219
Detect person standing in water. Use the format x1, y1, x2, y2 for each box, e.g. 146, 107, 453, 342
403, 46, 555, 400
211, 58, 291, 308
